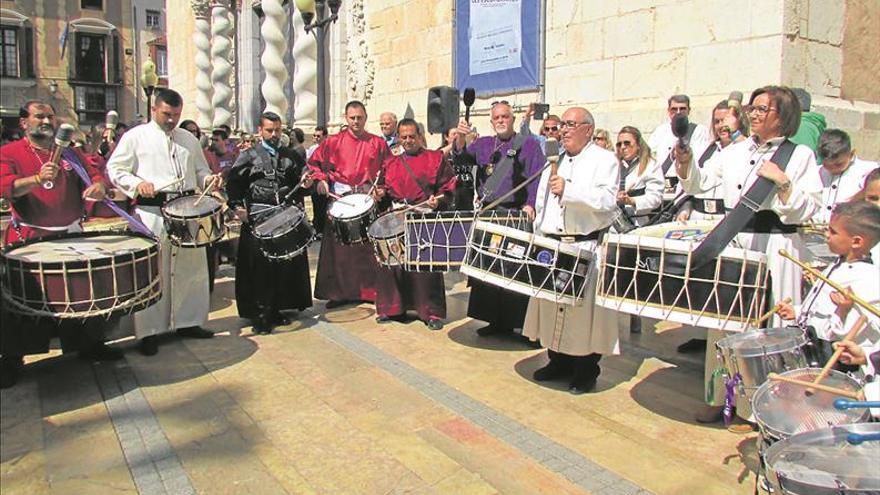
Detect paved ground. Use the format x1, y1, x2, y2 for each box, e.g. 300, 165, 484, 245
1, 243, 762, 494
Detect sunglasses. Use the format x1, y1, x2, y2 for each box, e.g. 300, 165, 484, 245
616, 140, 633, 148
491, 100, 509, 107
543, 126, 559, 132
593, 136, 606, 142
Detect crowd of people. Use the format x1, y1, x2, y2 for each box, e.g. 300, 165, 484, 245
1, 86, 878, 441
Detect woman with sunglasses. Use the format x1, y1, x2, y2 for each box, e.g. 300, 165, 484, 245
614, 126, 664, 230
592, 129, 614, 152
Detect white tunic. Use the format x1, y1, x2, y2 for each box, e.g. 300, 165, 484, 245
622, 157, 664, 217
813, 157, 878, 224
648, 120, 712, 202
680, 136, 822, 323
106, 121, 213, 338
523, 143, 620, 356
687, 142, 727, 222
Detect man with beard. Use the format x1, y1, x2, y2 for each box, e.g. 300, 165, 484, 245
452, 101, 545, 338
107, 89, 223, 356
226, 112, 313, 334
0, 100, 121, 388
374, 119, 456, 330
308, 101, 394, 307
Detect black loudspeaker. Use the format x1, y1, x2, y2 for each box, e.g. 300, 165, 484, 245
427, 86, 460, 134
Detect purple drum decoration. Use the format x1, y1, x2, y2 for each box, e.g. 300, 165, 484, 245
403, 210, 530, 272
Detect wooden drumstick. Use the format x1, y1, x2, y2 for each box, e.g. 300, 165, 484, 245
752, 297, 792, 328
401, 198, 432, 213
193, 176, 218, 207
812, 315, 867, 387
546, 138, 560, 177
767, 373, 862, 400
779, 249, 880, 319
155, 177, 184, 192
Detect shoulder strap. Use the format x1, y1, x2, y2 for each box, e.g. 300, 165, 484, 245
397, 152, 432, 197
661, 123, 700, 175
480, 133, 527, 204
697, 143, 718, 168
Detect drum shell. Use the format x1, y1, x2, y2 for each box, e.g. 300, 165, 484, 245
752, 368, 868, 443
328, 194, 376, 245
161, 193, 226, 247
252, 205, 314, 260
715, 327, 808, 399
764, 423, 880, 494
368, 210, 406, 267
1, 232, 161, 318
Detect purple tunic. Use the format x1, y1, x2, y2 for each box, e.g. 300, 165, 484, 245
459, 133, 545, 209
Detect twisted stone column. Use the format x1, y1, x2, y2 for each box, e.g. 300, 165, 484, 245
259, 0, 288, 118
291, 8, 317, 128
191, 0, 213, 130
210, 0, 233, 128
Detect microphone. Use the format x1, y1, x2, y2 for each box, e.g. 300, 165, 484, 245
44, 123, 75, 190
671, 114, 690, 149
105, 110, 119, 141
463, 87, 476, 123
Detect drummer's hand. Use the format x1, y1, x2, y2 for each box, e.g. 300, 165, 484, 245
38, 161, 59, 183
426, 195, 439, 210
372, 186, 386, 201
676, 210, 691, 223
301, 174, 314, 189
833, 340, 867, 366
522, 205, 536, 222
831, 287, 855, 320
136, 181, 156, 198
549, 175, 565, 196
453, 120, 472, 150
82, 182, 107, 201
616, 190, 633, 206
234, 206, 248, 223
776, 301, 795, 320
316, 180, 329, 195
204, 174, 223, 191
672, 145, 692, 178
757, 160, 787, 186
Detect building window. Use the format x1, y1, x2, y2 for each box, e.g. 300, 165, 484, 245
0, 26, 17, 77
155, 45, 167, 77
145, 10, 161, 29
81, 0, 102, 9
74, 33, 106, 82
74, 85, 117, 125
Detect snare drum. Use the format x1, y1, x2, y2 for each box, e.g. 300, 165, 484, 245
715, 327, 808, 400
1, 232, 161, 318
764, 423, 880, 495
368, 210, 406, 267
162, 192, 226, 247
461, 220, 593, 306
252, 204, 314, 260
752, 368, 867, 443
327, 193, 376, 244
597, 221, 770, 332
403, 210, 531, 272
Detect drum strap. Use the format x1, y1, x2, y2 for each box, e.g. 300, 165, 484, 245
697, 142, 718, 168
679, 139, 797, 272
479, 133, 526, 206
61, 148, 155, 238
397, 152, 432, 198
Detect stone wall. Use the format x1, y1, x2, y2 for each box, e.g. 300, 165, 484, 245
165, 1, 199, 123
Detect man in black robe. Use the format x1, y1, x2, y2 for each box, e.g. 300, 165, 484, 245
227, 112, 313, 334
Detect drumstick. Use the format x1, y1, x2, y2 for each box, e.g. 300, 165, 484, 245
155, 177, 185, 192
752, 297, 792, 328
402, 198, 432, 213
812, 315, 867, 387
779, 249, 880, 319
767, 372, 862, 400
193, 176, 218, 207
328, 193, 357, 208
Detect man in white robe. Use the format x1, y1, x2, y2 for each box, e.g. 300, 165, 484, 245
523, 107, 620, 395
107, 89, 221, 355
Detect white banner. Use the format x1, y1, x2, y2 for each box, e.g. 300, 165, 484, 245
468, 0, 523, 76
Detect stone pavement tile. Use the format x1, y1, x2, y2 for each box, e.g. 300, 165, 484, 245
431, 468, 499, 495
234, 422, 318, 495
0, 380, 50, 495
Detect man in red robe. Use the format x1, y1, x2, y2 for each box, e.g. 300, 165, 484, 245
0, 100, 122, 389
307, 101, 394, 307
374, 119, 456, 330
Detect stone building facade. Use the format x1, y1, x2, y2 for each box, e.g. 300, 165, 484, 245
164, 0, 878, 158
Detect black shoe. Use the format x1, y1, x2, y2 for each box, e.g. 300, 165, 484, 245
476, 325, 509, 337
426, 318, 444, 331
676, 338, 707, 353
271, 312, 291, 326
139, 336, 159, 356
568, 376, 598, 395
533, 359, 571, 382
177, 326, 214, 339
376, 315, 393, 324
253, 319, 273, 335
79, 343, 124, 362
0, 356, 24, 389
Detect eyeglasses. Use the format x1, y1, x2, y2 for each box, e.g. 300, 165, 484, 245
616, 140, 633, 148
746, 104, 776, 116
543, 126, 559, 132
560, 121, 588, 129
491, 100, 509, 107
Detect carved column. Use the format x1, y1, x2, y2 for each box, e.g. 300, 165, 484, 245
191, 0, 214, 130
345, 0, 374, 103
210, 0, 233, 128
259, 0, 288, 118
291, 7, 317, 128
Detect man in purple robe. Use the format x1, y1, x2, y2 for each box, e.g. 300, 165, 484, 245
452, 101, 546, 337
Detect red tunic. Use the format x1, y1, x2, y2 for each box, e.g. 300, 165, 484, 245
0, 139, 104, 242
307, 130, 392, 187
374, 149, 456, 321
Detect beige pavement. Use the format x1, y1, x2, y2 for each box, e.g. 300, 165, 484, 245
1, 244, 760, 494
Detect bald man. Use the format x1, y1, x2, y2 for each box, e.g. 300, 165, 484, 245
379, 112, 398, 148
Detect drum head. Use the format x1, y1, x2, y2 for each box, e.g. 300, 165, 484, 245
752, 368, 866, 440
368, 210, 405, 239
328, 194, 374, 219
163, 194, 222, 217
254, 205, 304, 238
631, 220, 717, 241
716, 327, 805, 357
764, 423, 880, 492
4, 234, 156, 262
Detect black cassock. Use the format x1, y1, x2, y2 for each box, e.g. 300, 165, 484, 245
227, 144, 313, 321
